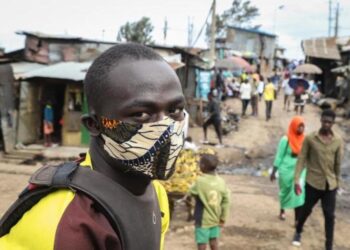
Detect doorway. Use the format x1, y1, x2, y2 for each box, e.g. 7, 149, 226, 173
40, 83, 66, 144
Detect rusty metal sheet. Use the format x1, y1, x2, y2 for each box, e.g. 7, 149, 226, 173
20, 61, 92, 81
302, 38, 341, 60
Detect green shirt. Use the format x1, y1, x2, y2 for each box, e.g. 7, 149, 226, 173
189, 173, 230, 228
295, 131, 343, 190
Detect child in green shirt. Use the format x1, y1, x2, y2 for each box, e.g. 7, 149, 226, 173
189, 154, 230, 250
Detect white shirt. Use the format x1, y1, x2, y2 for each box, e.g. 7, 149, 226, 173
240, 83, 252, 100
183, 110, 189, 138
282, 79, 294, 95
257, 81, 265, 94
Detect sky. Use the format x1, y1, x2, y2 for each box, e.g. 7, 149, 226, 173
1, 0, 350, 59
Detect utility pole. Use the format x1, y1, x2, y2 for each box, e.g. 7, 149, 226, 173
102, 29, 105, 40
328, 0, 333, 37
187, 17, 194, 47
334, 2, 339, 37
163, 17, 168, 45
209, 0, 216, 67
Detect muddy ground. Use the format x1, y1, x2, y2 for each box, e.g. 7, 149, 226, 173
0, 95, 350, 249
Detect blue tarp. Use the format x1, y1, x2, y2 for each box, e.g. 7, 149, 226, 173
195, 69, 212, 100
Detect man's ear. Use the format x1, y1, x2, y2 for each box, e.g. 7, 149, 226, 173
81, 114, 100, 136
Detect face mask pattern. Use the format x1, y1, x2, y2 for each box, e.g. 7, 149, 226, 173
99, 115, 185, 180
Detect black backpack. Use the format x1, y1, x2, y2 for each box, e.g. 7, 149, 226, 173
0, 162, 161, 250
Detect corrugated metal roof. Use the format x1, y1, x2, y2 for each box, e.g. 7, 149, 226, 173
20, 61, 92, 81
17, 31, 81, 40
336, 36, 350, 46
18, 54, 187, 82
331, 64, 350, 73
227, 26, 277, 38
341, 45, 350, 52
163, 54, 185, 70
10, 62, 46, 79
16, 31, 117, 45
302, 37, 341, 60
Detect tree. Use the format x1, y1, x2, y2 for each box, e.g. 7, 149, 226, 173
117, 17, 154, 44
222, 0, 259, 26
207, 0, 259, 40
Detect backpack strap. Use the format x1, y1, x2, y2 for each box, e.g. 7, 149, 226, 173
0, 185, 55, 236
0, 162, 161, 250
29, 162, 78, 187
0, 162, 78, 237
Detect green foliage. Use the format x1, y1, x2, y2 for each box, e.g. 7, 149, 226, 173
207, 0, 259, 40
222, 0, 259, 26
117, 17, 154, 44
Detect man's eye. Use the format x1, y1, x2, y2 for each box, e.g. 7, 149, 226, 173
132, 112, 151, 121
168, 108, 184, 115
168, 108, 185, 121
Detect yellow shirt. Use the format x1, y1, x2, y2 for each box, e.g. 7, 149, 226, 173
0, 152, 170, 250
264, 82, 275, 101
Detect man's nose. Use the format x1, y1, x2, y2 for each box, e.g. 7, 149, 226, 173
155, 112, 166, 122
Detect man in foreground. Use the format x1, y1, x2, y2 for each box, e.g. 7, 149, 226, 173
293, 109, 343, 250
0, 43, 186, 250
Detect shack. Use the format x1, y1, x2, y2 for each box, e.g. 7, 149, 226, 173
223, 26, 277, 75
17, 62, 91, 146
0, 31, 116, 148
2, 31, 208, 148
0, 63, 16, 152
16, 31, 115, 64
15, 48, 202, 147
302, 37, 342, 97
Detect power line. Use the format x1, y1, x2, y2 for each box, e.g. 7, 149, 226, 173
191, 2, 213, 47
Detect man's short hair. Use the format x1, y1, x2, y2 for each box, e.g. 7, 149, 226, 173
321, 109, 336, 120
200, 154, 219, 171
84, 43, 164, 112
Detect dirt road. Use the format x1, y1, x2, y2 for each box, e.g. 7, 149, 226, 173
165, 95, 350, 250
165, 174, 350, 250
0, 95, 349, 249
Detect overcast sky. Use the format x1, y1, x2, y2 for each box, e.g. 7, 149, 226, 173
1, 0, 350, 59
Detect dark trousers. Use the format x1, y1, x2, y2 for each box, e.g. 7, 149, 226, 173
296, 184, 337, 250
251, 95, 258, 116
241, 99, 250, 116
203, 117, 222, 143
265, 101, 273, 120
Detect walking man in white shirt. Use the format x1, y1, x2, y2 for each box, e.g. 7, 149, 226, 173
240, 79, 251, 117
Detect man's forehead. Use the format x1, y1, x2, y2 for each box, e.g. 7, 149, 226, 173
94, 59, 183, 114
108, 59, 179, 88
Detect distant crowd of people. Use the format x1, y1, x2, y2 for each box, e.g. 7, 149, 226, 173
202, 68, 322, 147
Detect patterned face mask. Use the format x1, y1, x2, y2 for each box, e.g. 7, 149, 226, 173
98, 115, 185, 180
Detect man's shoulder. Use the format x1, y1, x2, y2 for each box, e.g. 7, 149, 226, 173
333, 132, 343, 141
0, 189, 77, 249
305, 131, 318, 140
